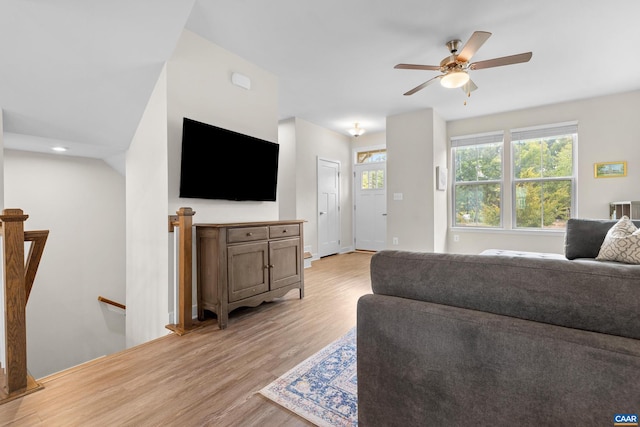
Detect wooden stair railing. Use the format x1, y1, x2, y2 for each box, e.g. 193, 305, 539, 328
0, 208, 49, 404
98, 296, 126, 311
166, 207, 200, 336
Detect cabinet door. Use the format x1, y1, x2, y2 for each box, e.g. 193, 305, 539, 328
269, 238, 301, 290
227, 242, 269, 302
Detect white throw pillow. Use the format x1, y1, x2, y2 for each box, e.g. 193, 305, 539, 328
596, 216, 640, 264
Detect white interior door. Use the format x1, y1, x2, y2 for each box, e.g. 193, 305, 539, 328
318, 158, 340, 257
355, 163, 387, 251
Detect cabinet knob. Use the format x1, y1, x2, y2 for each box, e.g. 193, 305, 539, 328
282, 229, 287, 233
269, 264, 274, 268
247, 232, 253, 236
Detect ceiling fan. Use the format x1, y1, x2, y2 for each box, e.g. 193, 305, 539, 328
395, 31, 532, 96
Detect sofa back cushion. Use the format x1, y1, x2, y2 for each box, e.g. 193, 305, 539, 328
370, 250, 640, 340
565, 218, 640, 259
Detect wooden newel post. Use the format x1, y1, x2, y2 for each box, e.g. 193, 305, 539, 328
166, 207, 199, 336
1, 209, 29, 396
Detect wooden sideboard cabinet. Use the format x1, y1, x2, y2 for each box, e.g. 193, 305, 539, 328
196, 220, 305, 329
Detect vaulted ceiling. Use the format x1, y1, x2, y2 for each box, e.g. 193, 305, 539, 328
2, 1, 639, 159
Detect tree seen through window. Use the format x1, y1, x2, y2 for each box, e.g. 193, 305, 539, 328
453, 142, 502, 227
512, 135, 573, 229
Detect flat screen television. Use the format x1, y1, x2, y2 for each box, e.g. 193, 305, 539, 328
179, 118, 279, 201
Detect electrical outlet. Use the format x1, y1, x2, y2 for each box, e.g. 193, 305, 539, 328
453, 234, 460, 242
392, 237, 399, 245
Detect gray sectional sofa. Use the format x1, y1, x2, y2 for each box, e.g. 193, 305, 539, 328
357, 219, 640, 426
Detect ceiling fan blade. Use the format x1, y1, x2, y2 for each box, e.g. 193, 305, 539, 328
470, 52, 532, 70
403, 76, 442, 96
461, 79, 478, 94
394, 63, 440, 71
456, 31, 492, 63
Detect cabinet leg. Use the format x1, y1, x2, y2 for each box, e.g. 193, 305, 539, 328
299, 286, 304, 299
218, 311, 228, 330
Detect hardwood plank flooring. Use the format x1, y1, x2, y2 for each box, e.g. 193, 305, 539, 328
0, 251, 373, 427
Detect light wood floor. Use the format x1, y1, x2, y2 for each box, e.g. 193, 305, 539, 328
0, 251, 373, 427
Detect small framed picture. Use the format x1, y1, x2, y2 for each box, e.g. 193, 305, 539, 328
436, 166, 447, 191
594, 161, 627, 178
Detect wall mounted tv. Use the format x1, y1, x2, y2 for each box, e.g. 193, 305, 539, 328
179, 118, 279, 201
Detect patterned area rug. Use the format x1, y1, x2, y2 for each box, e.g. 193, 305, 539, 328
259, 328, 357, 426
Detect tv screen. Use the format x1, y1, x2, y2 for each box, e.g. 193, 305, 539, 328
179, 118, 279, 201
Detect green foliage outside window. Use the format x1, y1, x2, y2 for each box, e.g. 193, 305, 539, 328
453, 130, 575, 229
513, 136, 573, 229
454, 143, 502, 227
361, 170, 384, 189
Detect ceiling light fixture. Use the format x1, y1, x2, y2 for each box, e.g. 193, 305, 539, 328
51, 146, 68, 152
348, 123, 365, 138
440, 70, 470, 89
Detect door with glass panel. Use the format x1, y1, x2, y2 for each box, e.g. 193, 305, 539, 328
355, 159, 387, 251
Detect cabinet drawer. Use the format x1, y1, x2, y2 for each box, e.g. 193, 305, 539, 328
228, 226, 268, 243
269, 224, 300, 239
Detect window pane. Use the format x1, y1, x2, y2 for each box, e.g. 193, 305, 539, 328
515, 180, 572, 229
375, 169, 384, 188
543, 136, 573, 177
515, 181, 542, 227
360, 170, 385, 189
454, 183, 501, 227
455, 146, 478, 182
357, 149, 387, 163
513, 141, 542, 178
361, 171, 369, 189
455, 143, 502, 182
478, 144, 502, 180
513, 135, 573, 179
542, 180, 572, 228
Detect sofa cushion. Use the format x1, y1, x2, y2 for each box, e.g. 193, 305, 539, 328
370, 250, 640, 340
564, 218, 640, 259
596, 216, 640, 264
480, 249, 566, 260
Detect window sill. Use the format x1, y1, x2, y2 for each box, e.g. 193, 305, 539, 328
449, 227, 565, 236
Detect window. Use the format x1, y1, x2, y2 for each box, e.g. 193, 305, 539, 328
360, 169, 385, 190
357, 149, 386, 163
451, 133, 504, 227
511, 123, 576, 229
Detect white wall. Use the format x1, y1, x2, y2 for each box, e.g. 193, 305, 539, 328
278, 118, 297, 220
0, 109, 4, 374
351, 131, 385, 154
290, 118, 353, 256
126, 66, 170, 348
149, 30, 279, 323
432, 112, 447, 253
446, 90, 640, 254
387, 108, 447, 252
4, 149, 125, 378
167, 30, 279, 222
0, 109, 4, 209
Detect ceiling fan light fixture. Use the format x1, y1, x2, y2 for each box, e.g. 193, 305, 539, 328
348, 123, 365, 137
440, 70, 470, 89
